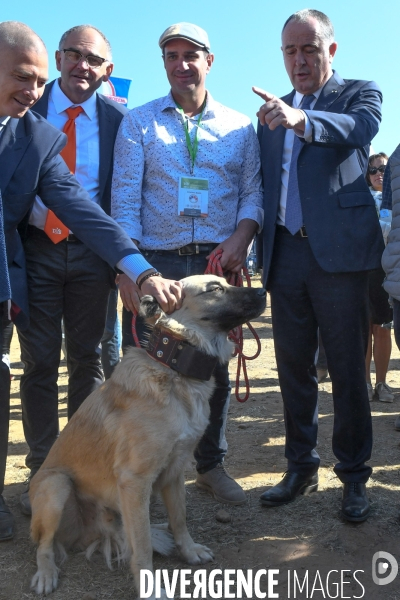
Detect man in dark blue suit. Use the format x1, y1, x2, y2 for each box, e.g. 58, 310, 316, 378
254, 9, 383, 521
16, 25, 131, 517
0, 21, 181, 540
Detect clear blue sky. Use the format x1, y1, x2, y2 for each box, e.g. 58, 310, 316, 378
3, 0, 398, 154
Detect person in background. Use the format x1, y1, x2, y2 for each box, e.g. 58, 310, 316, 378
16, 24, 129, 516
365, 153, 393, 403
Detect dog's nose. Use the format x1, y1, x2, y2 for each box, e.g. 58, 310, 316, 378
257, 288, 267, 297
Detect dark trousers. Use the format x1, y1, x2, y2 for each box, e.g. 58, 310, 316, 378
122, 249, 230, 474
101, 288, 121, 380
0, 303, 11, 494
268, 230, 372, 483
18, 228, 113, 472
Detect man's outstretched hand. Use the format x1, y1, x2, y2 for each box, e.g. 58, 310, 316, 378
252, 86, 306, 133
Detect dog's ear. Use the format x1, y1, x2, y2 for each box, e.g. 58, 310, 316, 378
139, 295, 166, 325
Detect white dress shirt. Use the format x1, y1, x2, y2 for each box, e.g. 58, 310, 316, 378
29, 79, 100, 229
277, 88, 322, 225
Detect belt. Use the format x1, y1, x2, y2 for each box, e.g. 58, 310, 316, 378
276, 225, 308, 238
145, 243, 218, 256
27, 225, 82, 243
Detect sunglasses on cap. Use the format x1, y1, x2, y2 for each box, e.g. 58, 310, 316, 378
368, 165, 386, 175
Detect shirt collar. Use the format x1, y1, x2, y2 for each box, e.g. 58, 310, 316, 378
52, 78, 97, 120
162, 89, 216, 118
0, 116, 11, 127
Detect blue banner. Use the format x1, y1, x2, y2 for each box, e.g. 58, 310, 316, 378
100, 76, 132, 106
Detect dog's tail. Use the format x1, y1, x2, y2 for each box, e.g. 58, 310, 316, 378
151, 523, 175, 556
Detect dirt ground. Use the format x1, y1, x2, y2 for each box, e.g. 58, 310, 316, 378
2, 280, 400, 599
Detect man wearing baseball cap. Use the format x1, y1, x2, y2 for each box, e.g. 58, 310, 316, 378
111, 22, 263, 505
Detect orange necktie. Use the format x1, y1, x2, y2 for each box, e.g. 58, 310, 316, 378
44, 106, 84, 243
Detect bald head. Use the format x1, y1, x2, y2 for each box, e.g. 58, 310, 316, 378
0, 21, 48, 118
0, 21, 46, 53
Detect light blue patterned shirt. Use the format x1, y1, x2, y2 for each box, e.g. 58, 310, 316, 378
111, 91, 263, 250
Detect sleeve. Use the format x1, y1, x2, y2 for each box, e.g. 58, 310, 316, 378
305, 81, 382, 149
236, 123, 264, 231
381, 161, 393, 210
36, 136, 142, 269
111, 111, 145, 242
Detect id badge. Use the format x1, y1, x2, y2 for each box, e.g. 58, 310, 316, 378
178, 176, 209, 217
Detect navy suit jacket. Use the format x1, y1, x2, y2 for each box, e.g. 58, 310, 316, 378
33, 80, 127, 215
258, 71, 384, 286
0, 110, 137, 329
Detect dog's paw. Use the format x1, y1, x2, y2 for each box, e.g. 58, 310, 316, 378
31, 567, 59, 595
180, 542, 214, 565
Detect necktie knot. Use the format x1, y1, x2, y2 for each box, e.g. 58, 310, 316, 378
301, 94, 315, 110
65, 106, 84, 121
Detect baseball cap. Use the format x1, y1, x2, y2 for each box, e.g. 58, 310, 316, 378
159, 22, 211, 52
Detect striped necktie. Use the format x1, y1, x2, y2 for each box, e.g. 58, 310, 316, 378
285, 94, 315, 235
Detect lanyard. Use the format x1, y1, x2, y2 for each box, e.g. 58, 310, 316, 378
176, 101, 206, 174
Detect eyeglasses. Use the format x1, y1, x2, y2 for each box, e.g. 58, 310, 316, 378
62, 48, 108, 69
368, 165, 386, 175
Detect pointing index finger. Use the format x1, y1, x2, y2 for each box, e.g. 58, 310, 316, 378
252, 86, 275, 102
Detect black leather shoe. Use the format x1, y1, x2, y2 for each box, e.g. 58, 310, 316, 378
341, 482, 370, 522
260, 471, 318, 507
0, 495, 14, 541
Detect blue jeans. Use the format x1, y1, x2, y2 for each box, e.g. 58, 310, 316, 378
101, 288, 121, 380
122, 250, 230, 474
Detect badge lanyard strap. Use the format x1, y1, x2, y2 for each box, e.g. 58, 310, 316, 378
176, 103, 206, 175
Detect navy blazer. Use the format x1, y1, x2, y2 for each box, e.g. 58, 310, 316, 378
258, 71, 384, 285
32, 80, 127, 216
0, 110, 137, 329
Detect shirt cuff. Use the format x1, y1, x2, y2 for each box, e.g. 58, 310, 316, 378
294, 111, 312, 142
117, 253, 154, 284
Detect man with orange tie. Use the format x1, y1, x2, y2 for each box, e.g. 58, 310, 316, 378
17, 24, 132, 515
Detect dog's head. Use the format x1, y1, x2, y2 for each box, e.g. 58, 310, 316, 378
139, 275, 266, 359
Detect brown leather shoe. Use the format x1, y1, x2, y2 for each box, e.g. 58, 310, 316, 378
196, 464, 246, 505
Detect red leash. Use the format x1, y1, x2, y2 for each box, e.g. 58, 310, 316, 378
131, 249, 262, 401
205, 249, 261, 402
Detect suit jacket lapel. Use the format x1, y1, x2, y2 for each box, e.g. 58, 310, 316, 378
31, 80, 53, 118
97, 95, 113, 202
0, 118, 32, 193
314, 71, 345, 111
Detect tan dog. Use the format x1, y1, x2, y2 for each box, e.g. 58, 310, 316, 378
29, 275, 266, 598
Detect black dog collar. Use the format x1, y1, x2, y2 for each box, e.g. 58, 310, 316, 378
146, 326, 219, 381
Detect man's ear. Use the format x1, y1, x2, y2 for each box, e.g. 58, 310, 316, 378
139, 295, 166, 325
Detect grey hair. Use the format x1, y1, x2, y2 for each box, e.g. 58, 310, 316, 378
58, 25, 112, 59
282, 9, 335, 43
0, 21, 46, 51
